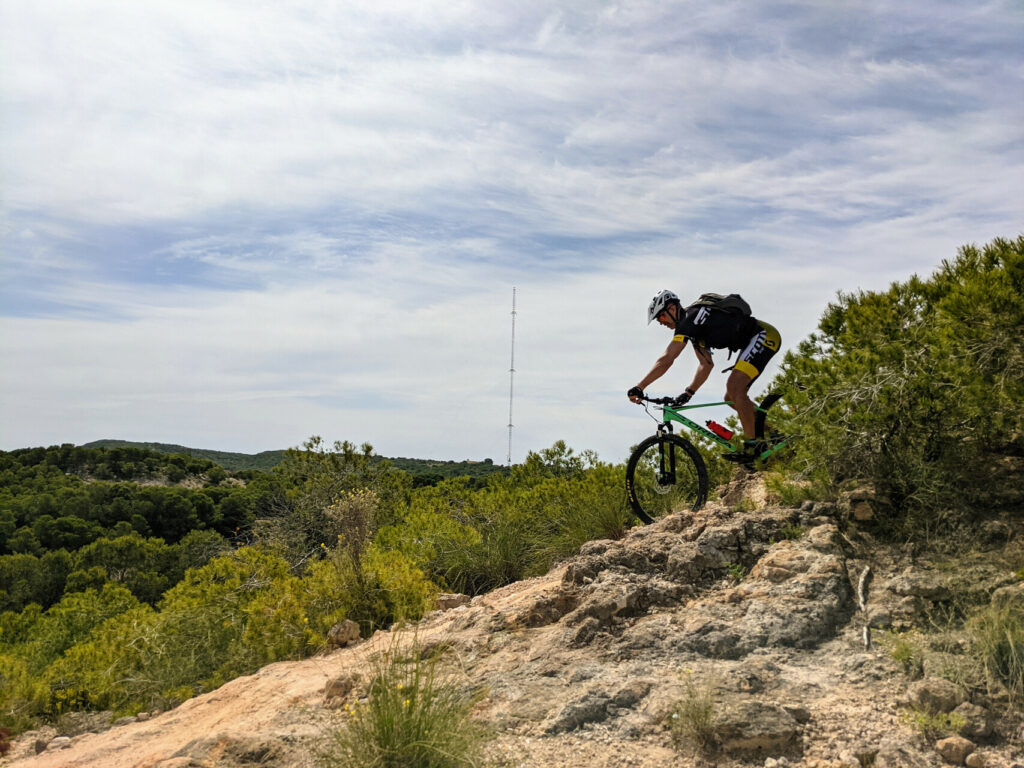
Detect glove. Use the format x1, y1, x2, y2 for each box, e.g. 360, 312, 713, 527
627, 386, 644, 401
673, 389, 694, 405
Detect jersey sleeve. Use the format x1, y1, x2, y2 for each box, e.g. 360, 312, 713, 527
672, 334, 688, 344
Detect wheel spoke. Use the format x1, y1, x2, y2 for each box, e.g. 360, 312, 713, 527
625, 435, 707, 523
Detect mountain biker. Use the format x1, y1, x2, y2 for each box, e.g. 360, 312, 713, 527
627, 290, 781, 456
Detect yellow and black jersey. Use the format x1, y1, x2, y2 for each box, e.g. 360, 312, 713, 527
672, 304, 759, 351
673, 307, 781, 383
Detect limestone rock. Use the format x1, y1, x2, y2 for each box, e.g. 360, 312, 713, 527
323, 671, 362, 706
903, 678, 965, 714
327, 618, 361, 648
990, 583, 1024, 610
36, 736, 72, 753
543, 681, 651, 733
782, 705, 811, 723
965, 752, 986, 768
841, 487, 876, 521
952, 701, 993, 739
935, 735, 975, 765
886, 569, 952, 601
714, 701, 798, 755
56, 710, 115, 736
436, 592, 472, 610
875, 735, 934, 768
673, 530, 853, 658
153, 759, 203, 768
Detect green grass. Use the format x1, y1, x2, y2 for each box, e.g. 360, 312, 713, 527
322, 638, 487, 768
726, 563, 746, 584
668, 670, 719, 753
882, 630, 926, 678
899, 709, 966, 740
968, 599, 1024, 704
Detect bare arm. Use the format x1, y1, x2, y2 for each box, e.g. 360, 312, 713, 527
686, 345, 715, 393
634, 339, 687, 395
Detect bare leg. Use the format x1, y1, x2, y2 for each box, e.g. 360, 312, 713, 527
725, 369, 756, 438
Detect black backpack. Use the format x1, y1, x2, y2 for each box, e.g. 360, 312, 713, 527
684, 293, 754, 350
686, 292, 751, 317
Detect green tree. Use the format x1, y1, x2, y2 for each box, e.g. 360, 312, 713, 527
73, 535, 179, 605
255, 437, 411, 563
774, 236, 1024, 537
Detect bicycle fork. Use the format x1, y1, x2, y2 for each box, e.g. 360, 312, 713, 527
657, 427, 676, 486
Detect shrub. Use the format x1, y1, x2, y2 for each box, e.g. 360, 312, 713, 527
882, 630, 925, 678
778, 524, 806, 541
668, 670, 718, 753
256, 437, 412, 563
380, 447, 633, 597
968, 599, 1024, 704
323, 638, 486, 768
0, 651, 50, 730
899, 709, 967, 740
773, 236, 1024, 540
764, 472, 833, 507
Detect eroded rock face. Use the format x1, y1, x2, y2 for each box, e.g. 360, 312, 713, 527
605, 522, 854, 660
477, 500, 856, 668
542, 680, 653, 734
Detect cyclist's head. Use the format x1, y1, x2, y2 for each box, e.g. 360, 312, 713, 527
647, 289, 680, 325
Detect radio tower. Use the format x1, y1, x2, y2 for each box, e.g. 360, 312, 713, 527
507, 287, 517, 465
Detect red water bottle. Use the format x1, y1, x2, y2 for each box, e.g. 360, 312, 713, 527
706, 420, 734, 440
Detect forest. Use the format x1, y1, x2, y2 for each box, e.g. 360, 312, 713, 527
1, 236, 1021, 738
81, 438, 509, 482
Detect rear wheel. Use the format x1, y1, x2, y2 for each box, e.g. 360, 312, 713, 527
625, 433, 708, 524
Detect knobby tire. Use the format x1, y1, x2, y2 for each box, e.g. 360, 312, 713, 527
625, 433, 708, 524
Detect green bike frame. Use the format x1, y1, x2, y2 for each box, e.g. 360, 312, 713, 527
656, 399, 789, 462
658, 400, 731, 445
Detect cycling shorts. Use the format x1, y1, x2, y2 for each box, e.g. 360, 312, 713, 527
733, 320, 781, 384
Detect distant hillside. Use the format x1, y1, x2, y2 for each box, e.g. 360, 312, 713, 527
81, 440, 287, 471
80, 440, 509, 480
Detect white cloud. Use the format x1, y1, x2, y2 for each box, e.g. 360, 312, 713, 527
1, 0, 1021, 460
0, 237, 876, 462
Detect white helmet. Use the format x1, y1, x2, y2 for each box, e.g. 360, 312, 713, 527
647, 290, 680, 324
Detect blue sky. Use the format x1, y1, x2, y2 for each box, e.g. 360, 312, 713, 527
1, 0, 1022, 463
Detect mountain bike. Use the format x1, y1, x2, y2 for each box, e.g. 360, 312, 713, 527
625, 393, 791, 524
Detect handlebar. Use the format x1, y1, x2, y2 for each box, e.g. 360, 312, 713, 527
641, 395, 679, 405
634, 395, 735, 408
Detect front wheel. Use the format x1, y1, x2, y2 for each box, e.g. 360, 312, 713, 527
625, 434, 709, 524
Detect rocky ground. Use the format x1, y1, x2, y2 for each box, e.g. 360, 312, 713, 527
6, 471, 1023, 768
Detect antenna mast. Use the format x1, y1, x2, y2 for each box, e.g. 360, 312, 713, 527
507, 287, 517, 465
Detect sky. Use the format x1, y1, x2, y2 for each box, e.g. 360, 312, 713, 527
1, 1, 1022, 465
